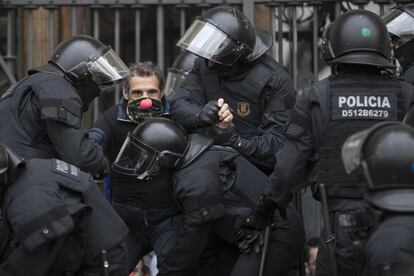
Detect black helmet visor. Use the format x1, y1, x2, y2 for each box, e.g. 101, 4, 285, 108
112, 133, 160, 179
177, 20, 243, 66
384, 9, 414, 45
112, 132, 183, 179
87, 48, 129, 86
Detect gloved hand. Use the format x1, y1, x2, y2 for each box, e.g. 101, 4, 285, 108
197, 101, 220, 127
236, 226, 264, 254
248, 194, 278, 230
209, 125, 241, 149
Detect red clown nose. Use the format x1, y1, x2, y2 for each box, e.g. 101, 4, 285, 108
139, 99, 153, 110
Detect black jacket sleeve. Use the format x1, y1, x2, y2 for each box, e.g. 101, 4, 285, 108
168, 58, 207, 131
46, 120, 108, 175
169, 58, 296, 172
235, 70, 296, 172
268, 88, 315, 206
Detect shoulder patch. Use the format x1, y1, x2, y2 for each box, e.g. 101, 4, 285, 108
52, 159, 81, 181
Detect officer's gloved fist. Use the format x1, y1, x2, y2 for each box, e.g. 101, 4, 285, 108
197, 101, 220, 127
236, 226, 264, 254
210, 125, 241, 149
248, 194, 277, 229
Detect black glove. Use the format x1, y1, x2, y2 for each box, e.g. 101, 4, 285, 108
197, 101, 220, 127
209, 125, 241, 148
249, 194, 278, 229
249, 193, 290, 230
236, 226, 264, 254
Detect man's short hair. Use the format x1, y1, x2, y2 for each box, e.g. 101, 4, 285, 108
123, 61, 164, 92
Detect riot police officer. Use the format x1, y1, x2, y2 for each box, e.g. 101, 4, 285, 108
383, 4, 414, 84
0, 35, 129, 175
250, 9, 414, 276
0, 143, 129, 276
164, 50, 198, 97
168, 6, 295, 174
113, 118, 305, 276
342, 122, 414, 276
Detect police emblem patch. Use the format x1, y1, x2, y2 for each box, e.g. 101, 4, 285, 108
237, 102, 250, 117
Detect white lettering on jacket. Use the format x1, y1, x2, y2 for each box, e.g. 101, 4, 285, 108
338, 96, 391, 108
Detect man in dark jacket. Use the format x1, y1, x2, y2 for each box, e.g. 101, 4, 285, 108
89, 61, 168, 200
0, 143, 129, 276
168, 6, 295, 174
251, 10, 414, 276
342, 122, 414, 276
113, 118, 305, 276
0, 35, 129, 175
90, 62, 188, 275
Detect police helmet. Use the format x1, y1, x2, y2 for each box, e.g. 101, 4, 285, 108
322, 10, 394, 68
112, 118, 189, 180
49, 35, 129, 86
342, 122, 414, 212
177, 6, 272, 66
383, 4, 414, 69
164, 51, 198, 97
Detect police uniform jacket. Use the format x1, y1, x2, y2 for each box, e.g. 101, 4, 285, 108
169, 135, 304, 273
268, 67, 414, 210
364, 214, 414, 275
168, 55, 296, 173
0, 71, 107, 174
401, 64, 414, 86
0, 158, 128, 275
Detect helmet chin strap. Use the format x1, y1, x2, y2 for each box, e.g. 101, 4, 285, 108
206, 59, 232, 72
75, 78, 101, 112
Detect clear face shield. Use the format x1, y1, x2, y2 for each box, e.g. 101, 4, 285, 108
164, 68, 189, 97
112, 133, 183, 180
177, 20, 244, 66
342, 128, 380, 188
384, 9, 414, 48
87, 47, 130, 87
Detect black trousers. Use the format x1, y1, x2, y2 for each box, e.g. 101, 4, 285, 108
196, 214, 305, 276
316, 200, 373, 276
111, 201, 183, 275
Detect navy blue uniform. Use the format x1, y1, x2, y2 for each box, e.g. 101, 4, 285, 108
168, 55, 295, 174
171, 136, 305, 276
0, 71, 107, 175
0, 158, 129, 276
268, 67, 414, 276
